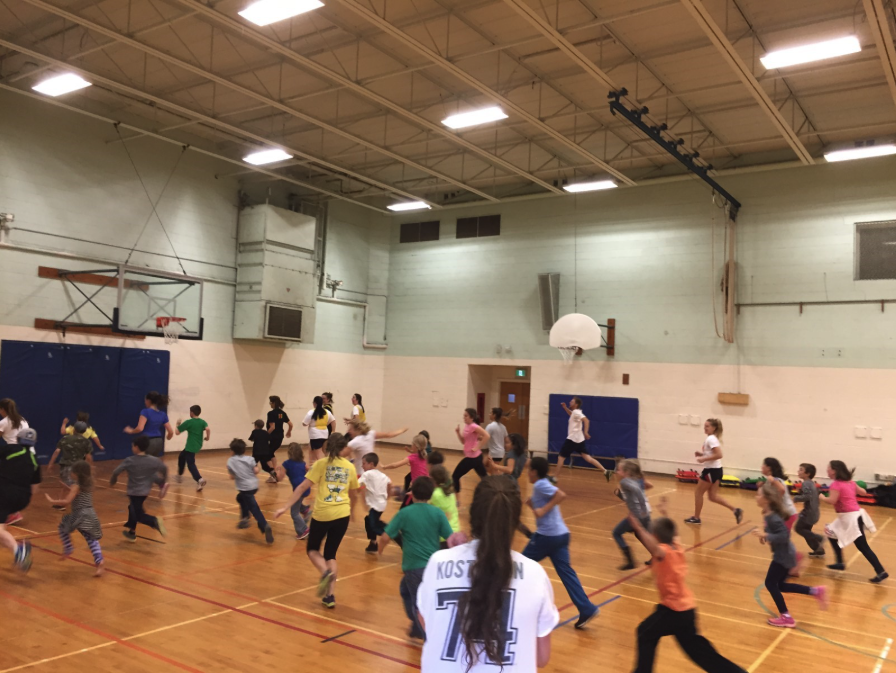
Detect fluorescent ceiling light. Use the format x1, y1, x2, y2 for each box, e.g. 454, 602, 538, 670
824, 144, 896, 162
760, 36, 860, 70
243, 148, 293, 165
387, 201, 431, 212
32, 73, 91, 97
442, 106, 508, 130
563, 180, 617, 193
238, 0, 324, 26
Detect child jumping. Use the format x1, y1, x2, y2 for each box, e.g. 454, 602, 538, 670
277, 443, 311, 540
793, 463, 824, 557
175, 405, 209, 491
628, 503, 748, 672
754, 481, 828, 627
0, 427, 39, 571
46, 460, 104, 576
110, 436, 169, 542
614, 459, 652, 570
358, 452, 391, 553
228, 439, 274, 544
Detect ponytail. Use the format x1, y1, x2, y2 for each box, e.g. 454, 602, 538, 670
411, 434, 427, 460
760, 481, 787, 519
312, 396, 326, 421
429, 464, 454, 495
459, 477, 521, 671
0, 399, 23, 430
146, 391, 170, 408
269, 395, 284, 409
464, 407, 480, 425
707, 417, 723, 439
829, 460, 855, 482
325, 433, 348, 463
353, 393, 364, 413
763, 457, 785, 480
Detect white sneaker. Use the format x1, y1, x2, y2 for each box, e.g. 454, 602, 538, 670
174, 475, 183, 484
197, 478, 207, 492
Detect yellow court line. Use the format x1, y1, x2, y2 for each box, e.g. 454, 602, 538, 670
847, 517, 892, 569
748, 630, 790, 672
8, 524, 39, 534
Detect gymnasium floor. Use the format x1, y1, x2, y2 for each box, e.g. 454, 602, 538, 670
3, 446, 894, 673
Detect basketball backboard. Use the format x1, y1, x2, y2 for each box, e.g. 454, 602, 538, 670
113, 266, 204, 340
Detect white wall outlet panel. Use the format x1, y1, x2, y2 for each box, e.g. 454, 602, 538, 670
855, 426, 868, 438
678, 414, 689, 425
690, 415, 701, 426
870, 427, 883, 439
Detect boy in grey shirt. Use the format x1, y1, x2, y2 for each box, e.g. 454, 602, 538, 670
793, 462, 825, 556
227, 439, 273, 544
110, 436, 169, 542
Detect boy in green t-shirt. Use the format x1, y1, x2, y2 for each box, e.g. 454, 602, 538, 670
175, 405, 210, 491
378, 476, 453, 640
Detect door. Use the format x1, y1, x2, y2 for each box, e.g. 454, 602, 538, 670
499, 381, 530, 442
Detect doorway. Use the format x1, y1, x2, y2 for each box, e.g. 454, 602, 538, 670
468, 365, 531, 443
499, 380, 530, 442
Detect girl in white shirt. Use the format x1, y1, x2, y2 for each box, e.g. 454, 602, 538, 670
303, 396, 336, 464
417, 476, 558, 673
346, 419, 408, 474
685, 418, 743, 526
0, 398, 29, 445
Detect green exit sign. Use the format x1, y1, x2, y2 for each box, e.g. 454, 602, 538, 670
515, 369, 526, 377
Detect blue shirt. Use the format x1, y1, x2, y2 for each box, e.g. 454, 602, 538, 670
282, 459, 310, 498
140, 407, 169, 438
532, 478, 568, 536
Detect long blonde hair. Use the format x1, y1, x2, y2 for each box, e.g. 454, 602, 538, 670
410, 434, 427, 460
707, 418, 723, 440
620, 459, 643, 479
760, 481, 787, 518
348, 419, 371, 435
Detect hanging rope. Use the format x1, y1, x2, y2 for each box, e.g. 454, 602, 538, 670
114, 123, 188, 274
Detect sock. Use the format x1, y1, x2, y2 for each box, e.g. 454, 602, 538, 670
60, 530, 74, 556
87, 538, 103, 565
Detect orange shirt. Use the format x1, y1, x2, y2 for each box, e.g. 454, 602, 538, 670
651, 543, 696, 611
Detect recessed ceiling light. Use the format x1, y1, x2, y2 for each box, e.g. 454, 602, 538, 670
238, 0, 324, 27
442, 106, 508, 130
32, 73, 91, 97
563, 180, 617, 193
387, 201, 431, 212
824, 144, 896, 162
760, 36, 861, 70
243, 148, 293, 165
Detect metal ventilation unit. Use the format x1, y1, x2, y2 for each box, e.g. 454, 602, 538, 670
538, 273, 560, 331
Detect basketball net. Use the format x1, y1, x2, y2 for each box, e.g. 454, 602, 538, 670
557, 346, 581, 364
157, 317, 186, 344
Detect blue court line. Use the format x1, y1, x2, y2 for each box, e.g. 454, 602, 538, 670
715, 526, 757, 550
555, 595, 621, 629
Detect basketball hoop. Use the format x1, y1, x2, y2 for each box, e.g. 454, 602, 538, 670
157, 317, 186, 344
557, 346, 583, 364
550, 314, 603, 363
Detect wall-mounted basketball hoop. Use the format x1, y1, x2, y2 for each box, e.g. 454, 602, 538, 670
157, 317, 187, 344
549, 314, 615, 362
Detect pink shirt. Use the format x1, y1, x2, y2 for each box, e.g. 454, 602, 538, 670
831, 480, 859, 513
409, 453, 428, 480
463, 423, 481, 458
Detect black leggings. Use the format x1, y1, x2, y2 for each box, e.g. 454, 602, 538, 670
829, 517, 885, 573
634, 605, 746, 673
254, 454, 275, 474
452, 454, 487, 493
764, 561, 812, 614
307, 516, 350, 561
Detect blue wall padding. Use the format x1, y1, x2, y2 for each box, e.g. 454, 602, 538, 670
548, 393, 639, 469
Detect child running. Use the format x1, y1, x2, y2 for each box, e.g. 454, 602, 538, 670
347, 419, 408, 475
48, 421, 93, 488
175, 405, 209, 491
685, 418, 743, 526
628, 502, 748, 672
753, 481, 828, 627
429, 464, 461, 544
60, 412, 104, 452
0, 427, 39, 571
614, 459, 652, 570
452, 408, 490, 505
110, 436, 169, 542
483, 433, 529, 486
379, 476, 454, 640
523, 456, 598, 629
227, 439, 274, 544
760, 457, 798, 528
276, 443, 311, 540
358, 452, 391, 553
275, 433, 359, 609
822, 460, 888, 582
249, 419, 277, 483
793, 463, 825, 557
46, 460, 104, 576
383, 434, 428, 507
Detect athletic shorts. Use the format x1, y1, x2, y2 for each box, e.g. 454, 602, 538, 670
146, 437, 165, 457
307, 516, 350, 560
0, 489, 31, 522
700, 467, 723, 483
310, 438, 326, 450
559, 439, 587, 458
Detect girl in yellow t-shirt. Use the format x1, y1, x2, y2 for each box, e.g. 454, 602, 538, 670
275, 433, 358, 610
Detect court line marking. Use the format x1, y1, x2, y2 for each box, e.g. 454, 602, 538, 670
554, 595, 620, 629
875, 639, 894, 673
847, 517, 892, 569
562, 488, 677, 522
747, 630, 790, 672
715, 526, 757, 550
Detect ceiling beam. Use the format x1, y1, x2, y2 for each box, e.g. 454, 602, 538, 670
15, 0, 497, 204
678, 0, 814, 164
166, 0, 563, 195
332, 0, 636, 186
862, 0, 896, 112
0, 36, 434, 207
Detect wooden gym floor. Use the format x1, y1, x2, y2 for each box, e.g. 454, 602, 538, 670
2, 446, 895, 673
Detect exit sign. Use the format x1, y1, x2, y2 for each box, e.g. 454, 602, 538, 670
515, 369, 526, 377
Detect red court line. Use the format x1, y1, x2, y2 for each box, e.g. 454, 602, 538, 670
31, 545, 421, 669
0, 590, 206, 673
557, 521, 749, 612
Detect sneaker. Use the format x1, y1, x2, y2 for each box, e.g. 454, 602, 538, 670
321, 594, 336, 609
812, 586, 829, 610
767, 615, 796, 628
547, 476, 558, 486
870, 571, 889, 584
197, 478, 206, 492
296, 530, 310, 541
574, 608, 599, 629
5, 512, 23, 526
159, 482, 170, 499
684, 516, 701, 525
52, 505, 66, 511
14, 541, 32, 572
237, 518, 251, 529
266, 475, 278, 484
317, 570, 334, 598
808, 549, 826, 557
175, 475, 183, 484
604, 469, 613, 482
264, 524, 274, 544
366, 541, 378, 554
734, 508, 744, 524
827, 563, 845, 571
122, 530, 137, 542
155, 518, 167, 538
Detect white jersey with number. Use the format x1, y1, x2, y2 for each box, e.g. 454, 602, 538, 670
567, 409, 586, 443
702, 435, 722, 469
417, 541, 559, 673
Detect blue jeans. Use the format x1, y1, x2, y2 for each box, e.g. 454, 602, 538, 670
400, 567, 426, 639
236, 490, 267, 532
523, 532, 596, 618
613, 516, 651, 550
289, 494, 308, 537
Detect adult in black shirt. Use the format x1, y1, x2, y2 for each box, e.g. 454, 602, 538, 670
322, 392, 335, 436
266, 395, 293, 463
0, 428, 40, 572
